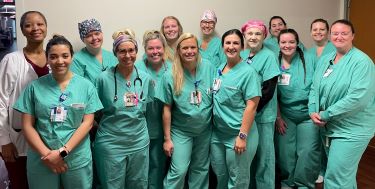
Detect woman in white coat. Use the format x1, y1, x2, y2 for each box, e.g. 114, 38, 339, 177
0, 11, 48, 189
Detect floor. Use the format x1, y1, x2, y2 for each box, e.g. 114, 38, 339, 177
276, 146, 375, 189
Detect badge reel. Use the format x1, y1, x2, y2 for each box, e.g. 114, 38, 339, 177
278, 73, 291, 86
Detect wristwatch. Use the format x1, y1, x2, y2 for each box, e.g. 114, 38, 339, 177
59, 147, 69, 159
238, 132, 248, 140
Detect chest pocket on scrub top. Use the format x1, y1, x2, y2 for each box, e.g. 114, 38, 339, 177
217, 86, 243, 106
69, 103, 86, 128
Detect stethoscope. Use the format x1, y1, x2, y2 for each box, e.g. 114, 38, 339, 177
113, 65, 143, 102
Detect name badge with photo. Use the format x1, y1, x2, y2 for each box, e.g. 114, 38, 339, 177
124, 92, 138, 107
50, 106, 67, 122
190, 91, 202, 105
278, 73, 291, 86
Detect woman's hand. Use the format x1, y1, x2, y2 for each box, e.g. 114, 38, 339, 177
310, 112, 326, 127
1, 143, 18, 162
163, 139, 174, 157
234, 136, 247, 154
41, 150, 68, 174
275, 117, 288, 135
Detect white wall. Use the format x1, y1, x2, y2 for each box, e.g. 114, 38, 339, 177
16, 0, 344, 55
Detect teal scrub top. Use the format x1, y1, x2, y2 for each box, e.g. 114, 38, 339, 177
213, 59, 261, 138
307, 41, 335, 69
13, 74, 103, 170
263, 36, 306, 56
135, 58, 172, 139
307, 41, 335, 59
240, 47, 280, 123
277, 52, 316, 120
71, 48, 118, 84
308, 47, 375, 139
198, 36, 226, 68
156, 59, 215, 136
94, 66, 154, 155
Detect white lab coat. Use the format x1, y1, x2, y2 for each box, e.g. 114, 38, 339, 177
0, 51, 37, 156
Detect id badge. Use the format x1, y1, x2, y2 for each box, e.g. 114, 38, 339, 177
278, 73, 291, 86
124, 92, 137, 107
212, 78, 222, 93
323, 68, 333, 78
50, 106, 67, 122
190, 91, 202, 105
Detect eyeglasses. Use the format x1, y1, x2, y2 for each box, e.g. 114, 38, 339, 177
117, 48, 137, 56
201, 21, 215, 26
331, 32, 351, 37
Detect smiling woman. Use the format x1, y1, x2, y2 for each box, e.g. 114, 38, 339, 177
70, 18, 117, 84
156, 33, 215, 188
211, 29, 261, 188
0, 10, 48, 189
240, 20, 280, 189
160, 16, 183, 62
309, 19, 375, 189
13, 35, 103, 189
198, 10, 225, 68
93, 29, 154, 189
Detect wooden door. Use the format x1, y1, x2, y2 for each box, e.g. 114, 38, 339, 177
349, 0, 375, 148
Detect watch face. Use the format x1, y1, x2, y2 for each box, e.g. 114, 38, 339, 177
239, 133, 247, 140
60, 150, 68, 158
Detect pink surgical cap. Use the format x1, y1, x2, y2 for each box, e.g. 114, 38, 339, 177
241, 20, 268, 38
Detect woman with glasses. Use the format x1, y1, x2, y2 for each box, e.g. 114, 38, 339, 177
93, 29, 154, 189
198, 10, 225, 68
156, 33, 215, 189
309, 19, 375, 188
71, 18, 117, 84
135, 30, 171, 189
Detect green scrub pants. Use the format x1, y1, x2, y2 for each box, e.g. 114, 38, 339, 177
95, 146, 149, 189
211, 125, 259, 189
318, 129, 328, 179
163, 128, 210, 189
27, 162, 92, 189
249, 121, 275, 189
275, 114, 321, 189
324, 137, 370, 189
149, 138, 167, 189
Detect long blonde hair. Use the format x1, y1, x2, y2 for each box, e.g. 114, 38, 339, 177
172, 33, 201, 95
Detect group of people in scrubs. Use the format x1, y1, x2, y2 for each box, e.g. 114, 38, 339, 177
0, 8, 374, 189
